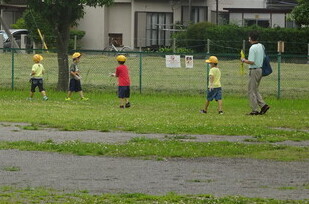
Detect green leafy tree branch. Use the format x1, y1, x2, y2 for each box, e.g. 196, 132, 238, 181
291, 0, 309, 26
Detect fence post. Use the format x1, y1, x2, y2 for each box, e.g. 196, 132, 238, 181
206, 41, 210, 89
74, 35, 77, 50
11, 49, 15, 89
0, 34, 4, 52
206, 60, 210, 89
242, 40, 246, 53
277, 52, 281, 99
139, 52, 142, 94
21, 34, 26, 54
307, 43, 309, 64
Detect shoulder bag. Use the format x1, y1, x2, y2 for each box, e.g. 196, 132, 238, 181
262, 44, 273, 76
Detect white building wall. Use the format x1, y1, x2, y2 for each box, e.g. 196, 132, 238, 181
79, 3, 132, 50
244, 13, 270, 20
134, 1, 172, 12
208, 0, 265, 11
107, 3, 132, 47
207, 0, 266, 24
78, 6, 106, 50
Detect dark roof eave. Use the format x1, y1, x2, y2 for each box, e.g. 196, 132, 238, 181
0, 4, 27, 9
223, 8, 292, 13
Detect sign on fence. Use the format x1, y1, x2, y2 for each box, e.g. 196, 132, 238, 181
165, 55, 181, 68
185, 55, 194, 68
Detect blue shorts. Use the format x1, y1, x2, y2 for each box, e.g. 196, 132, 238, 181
69, 78, 82, 92
118, 86, 130, 98
207, 87, 222, 101
30, 78, 44, 92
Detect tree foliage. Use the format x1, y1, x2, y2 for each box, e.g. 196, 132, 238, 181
14, 10, 85, 50
291, 0, 309, 26
22, 9, 56, 47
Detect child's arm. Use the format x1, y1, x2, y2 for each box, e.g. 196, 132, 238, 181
70, 70, 79, 76
70, 71, 81, 80
110, 67, 119, 77
209, 75, 214, 89
30, 64, 36, 76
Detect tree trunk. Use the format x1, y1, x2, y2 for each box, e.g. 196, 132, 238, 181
56, 44, 69, 91
55, 8, 71, 91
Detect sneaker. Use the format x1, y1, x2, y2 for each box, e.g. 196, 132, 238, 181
199, 110, 207, 114
120, 105, 125, 109
218, 111, 224, 114
246, 111, 260, 115
125, 102, 131, 108
43, 96, 48, 101
81, 97, 89, 101
260, 104, 270, 115
65, 97, 71, 101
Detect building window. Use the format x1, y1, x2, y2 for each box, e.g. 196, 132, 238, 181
245, 19, 270, 28
146, 12, 173, 48
135, 12, 173, 48
211, 11, 229, 25
181, 6, 208, 25
108, 33, 122, 47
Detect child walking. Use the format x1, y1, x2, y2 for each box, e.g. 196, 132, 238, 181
29, 54, 48, 101
110, 55, 131, 108
200, 56, 223, 114
65, 52, 88, 101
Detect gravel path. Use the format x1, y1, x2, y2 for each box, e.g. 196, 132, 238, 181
0, 122, 308, 200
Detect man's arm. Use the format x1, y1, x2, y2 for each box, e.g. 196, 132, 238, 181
241, 58, 254, 65
241, 47, 255, 65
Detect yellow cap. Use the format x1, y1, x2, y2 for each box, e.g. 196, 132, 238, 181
72, 52, 81, 59
33, 54, 43, 63
205, 56, 218, 64
116, 55, 127, 62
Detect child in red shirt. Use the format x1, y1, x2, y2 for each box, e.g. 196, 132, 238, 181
111, 55, 131, 108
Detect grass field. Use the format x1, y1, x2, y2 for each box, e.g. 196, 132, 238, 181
0, 90, 308, 141
1, 186, 308, 204
0, 52, 308, 97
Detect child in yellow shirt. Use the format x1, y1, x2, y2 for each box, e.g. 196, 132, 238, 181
29, 54, 48, 101
200, 56, 223, 114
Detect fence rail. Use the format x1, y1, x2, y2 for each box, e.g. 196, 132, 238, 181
0, 48, 308, 98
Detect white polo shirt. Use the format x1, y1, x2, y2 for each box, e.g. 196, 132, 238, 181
248, 43, 264, 69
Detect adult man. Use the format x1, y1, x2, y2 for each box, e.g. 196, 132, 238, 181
241, 31, 270, 115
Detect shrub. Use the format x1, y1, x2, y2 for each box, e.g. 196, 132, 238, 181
175, 24, 309, 54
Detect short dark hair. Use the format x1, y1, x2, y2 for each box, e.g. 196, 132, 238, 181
118, 61, 125, 65
249, 31, 259, 41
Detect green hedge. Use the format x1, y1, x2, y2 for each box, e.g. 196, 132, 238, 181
175, 24, 309, 54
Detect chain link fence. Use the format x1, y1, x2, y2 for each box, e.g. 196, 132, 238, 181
0, 48, 308, 98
